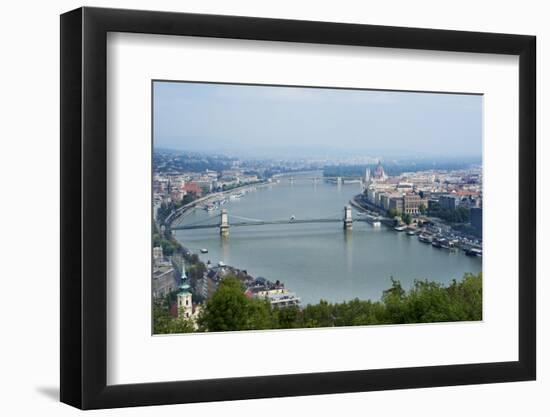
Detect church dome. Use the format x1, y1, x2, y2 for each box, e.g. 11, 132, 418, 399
374, 161, 386, 178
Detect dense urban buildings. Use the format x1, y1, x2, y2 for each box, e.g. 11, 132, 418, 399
362, 161, 482, 226
152, 246, 178, 299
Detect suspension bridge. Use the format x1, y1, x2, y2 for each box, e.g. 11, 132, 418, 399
170, 205, 380, 236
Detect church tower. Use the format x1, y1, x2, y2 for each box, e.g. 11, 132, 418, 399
364, 167, 371, 185
177, 283, 193, 319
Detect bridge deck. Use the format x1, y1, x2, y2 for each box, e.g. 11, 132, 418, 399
172, 217, 372, 230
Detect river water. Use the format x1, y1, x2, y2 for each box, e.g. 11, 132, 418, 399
174, 172, 481, 305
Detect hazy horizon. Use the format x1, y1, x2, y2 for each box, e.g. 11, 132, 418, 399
153, 81, 483, 160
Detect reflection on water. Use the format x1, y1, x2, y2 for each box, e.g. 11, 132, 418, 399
174, 172, 481, 305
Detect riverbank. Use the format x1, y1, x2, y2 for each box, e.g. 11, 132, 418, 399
165, 179, 274, 226
352, 194, 483, 256
167, 170, 331, 226
350, 195, 395, 227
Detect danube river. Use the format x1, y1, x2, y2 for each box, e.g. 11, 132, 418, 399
174, 172, 482, 305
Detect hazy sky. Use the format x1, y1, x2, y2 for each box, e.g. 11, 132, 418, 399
153, 81, 482, 159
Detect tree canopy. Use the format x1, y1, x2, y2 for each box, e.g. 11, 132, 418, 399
153, 302, 195, 334
153, 273, 482, 334
197, 277, 275, 331
428, 205, 470, 223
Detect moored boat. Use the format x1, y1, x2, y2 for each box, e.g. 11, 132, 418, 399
465, 248, 482, 257
418, 234, 432, 243
432, 240, 442, 248
433, 237, 447, 249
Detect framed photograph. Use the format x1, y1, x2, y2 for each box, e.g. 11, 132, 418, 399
60, 7, 536, 409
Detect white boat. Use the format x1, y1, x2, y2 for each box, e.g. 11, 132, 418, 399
200, 248, 208, 254
372, 221, 381, 227
418, 234, 433, 243
432, 240, 443, 248
394, 225, 406, 232
466, 248, 483, 257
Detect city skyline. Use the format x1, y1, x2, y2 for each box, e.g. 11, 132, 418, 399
153, 81, 483, 159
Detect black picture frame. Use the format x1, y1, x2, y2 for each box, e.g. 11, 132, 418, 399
60, 6, 536, 410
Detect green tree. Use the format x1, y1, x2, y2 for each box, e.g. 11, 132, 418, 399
428, 204, 470, 224
192, 272, 482, 332
332, 298, 381, 326
381, 278, 407, 324
302, 300, 334, 328
182, 192, 197, 205
428, 201, 441, 216
273, 305, 302, 329
160, 239, 177, 256
246, 298, 276, 330
402, 213, 412, 225
153, 303, 195, 334
418, 203, 427, 215
187, 262, 206, 281
403, 280, 453, 323
198, 277, 274, 331
457, 206, 470, 223
445, 272, 482, 321
198, 277, 249, 331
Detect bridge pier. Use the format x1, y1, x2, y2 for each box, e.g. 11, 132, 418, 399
344, 205, 353, 230
220, 208, 229, 237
